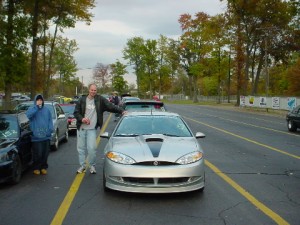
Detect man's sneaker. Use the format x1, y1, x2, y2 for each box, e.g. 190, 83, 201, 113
33, 170, 40, 175
76, 166, 86, 174
41, 169, 47, 175
90, 165, 96, 174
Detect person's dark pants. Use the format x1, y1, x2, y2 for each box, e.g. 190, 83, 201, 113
32, 140, 50, 170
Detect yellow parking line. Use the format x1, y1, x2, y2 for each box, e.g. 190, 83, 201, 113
50, 173, 85, 225
205, 160, 290, 225
50, 114, 112, 225
184, 117, 300, 160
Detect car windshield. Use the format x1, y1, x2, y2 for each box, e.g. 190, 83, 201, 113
60, 105, 75, 114
115, 115, 192, 137
0, 117, 18, 138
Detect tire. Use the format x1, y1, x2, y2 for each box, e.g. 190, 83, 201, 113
287, 120, 297, 132
51, 132, 59, 151
63, 130, 69, 143
10, 155, 22, 184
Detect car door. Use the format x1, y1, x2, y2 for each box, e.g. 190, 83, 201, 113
18, 113, 32, 165
54, 103, 68, 140
293, 106, 300, 127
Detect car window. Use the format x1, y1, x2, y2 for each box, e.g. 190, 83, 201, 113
60, 105, 75, 114
18, 113, 30, 130
44, 104, 55, 119
15, 104, 31, 111
55, 104, 64, 116
115, 116, 192, 137
0, 117, 18, 138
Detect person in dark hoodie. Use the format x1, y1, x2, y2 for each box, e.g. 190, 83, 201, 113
26, 94, 54, 175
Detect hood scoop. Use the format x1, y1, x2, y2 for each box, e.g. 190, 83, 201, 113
145, 138, 163, 158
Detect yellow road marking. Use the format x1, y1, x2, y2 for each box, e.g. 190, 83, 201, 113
205, 160, 290, 225
50, 114, 112, 225
184, 116, 300, 160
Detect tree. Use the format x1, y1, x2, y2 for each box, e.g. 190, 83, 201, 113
286, 57, 300, 95
92, 63, 111, 92
23, 0, 95, 98
157, 35, 172, 98
110, 60, 128, 94
0, 0, 30, 101
224, 0, 298, 101
123, 37, 145, 98
141, 39, 159, 98
52, 36, 78, 95
178, 12, 213, 102
165, 38, 181, 97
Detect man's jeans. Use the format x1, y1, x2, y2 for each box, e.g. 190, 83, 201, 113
32, 140, 50, 170
77, 128, 97, 168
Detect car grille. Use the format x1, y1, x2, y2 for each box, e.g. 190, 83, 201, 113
133, 161, 178, 166
122, 177, 190, 184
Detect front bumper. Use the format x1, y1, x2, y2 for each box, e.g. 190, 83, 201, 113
104, 159, 205, 193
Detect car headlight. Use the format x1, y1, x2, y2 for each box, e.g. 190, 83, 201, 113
176, 151, 203, 165
106, 151, 136, 164
0, 152, 9, 163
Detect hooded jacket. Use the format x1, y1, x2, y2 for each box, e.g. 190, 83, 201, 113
26, 94, 54, 142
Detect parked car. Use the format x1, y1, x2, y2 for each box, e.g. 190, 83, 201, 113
286, 105, 300, 132
121, 100, 166, 112
119, 96, 140, 107
59, 104, 77, 134
101, 111, 206, 193
0, 110, 32, 184
11, 95, 31, 103
15, 101, 69, 150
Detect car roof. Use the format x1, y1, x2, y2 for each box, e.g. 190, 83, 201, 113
123, 111, 178, 117
124, 100, 164, 105
17, 100, 58, 105
0, 110, 18, 115
59, 103, 76, 106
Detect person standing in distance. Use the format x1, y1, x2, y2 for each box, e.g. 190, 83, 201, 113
112, 91, 120, 121
26, 94, 54, 175
74, 83, 125, 174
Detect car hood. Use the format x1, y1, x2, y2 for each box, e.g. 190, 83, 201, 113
0, 138, 17, 151
106, 134, 201, 162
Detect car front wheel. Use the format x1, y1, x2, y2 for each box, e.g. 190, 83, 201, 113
10, 155, 22, 184
287, 120, 297, 132
63, 130, 69, 143
51, 132, 59, 151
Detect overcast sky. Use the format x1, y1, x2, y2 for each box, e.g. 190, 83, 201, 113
63, 0, 227, 85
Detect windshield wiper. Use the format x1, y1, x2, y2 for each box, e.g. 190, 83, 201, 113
162, 133, 180, 137
115, 134, 140, 137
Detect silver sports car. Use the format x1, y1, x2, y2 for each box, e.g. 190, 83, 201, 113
101, 111, 206, 193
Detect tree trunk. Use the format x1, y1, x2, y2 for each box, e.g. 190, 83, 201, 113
4, 0, 14, 102
30, 0, 40, 99
45, 20, 59, 99
235, 23, 244, 106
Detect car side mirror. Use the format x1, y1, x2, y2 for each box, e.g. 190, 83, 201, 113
100, 132, 110, 139
58, 114, 66, 119
195, 132, 205, 139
